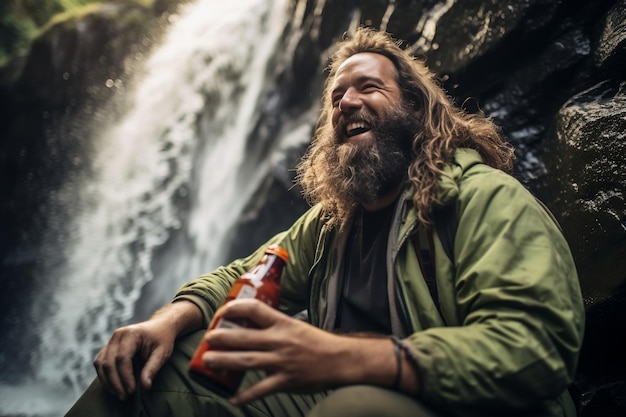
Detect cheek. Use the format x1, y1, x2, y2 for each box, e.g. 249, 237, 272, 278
331, 108, 341, 126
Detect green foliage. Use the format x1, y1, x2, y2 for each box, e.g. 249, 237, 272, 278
0, 0, 157, 66
19, 0, 65, 26
0, 11, 37, 63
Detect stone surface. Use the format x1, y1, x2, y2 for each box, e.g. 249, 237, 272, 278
546, 80, 626, 303
595, 0, 626, 73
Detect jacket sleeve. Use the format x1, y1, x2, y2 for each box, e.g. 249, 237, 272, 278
408, 167, 585, 412
172, 204, 325, 327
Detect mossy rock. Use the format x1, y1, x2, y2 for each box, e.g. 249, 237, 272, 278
0, 0, 159, 67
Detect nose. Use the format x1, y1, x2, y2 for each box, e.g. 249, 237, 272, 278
338, 88, 362, 113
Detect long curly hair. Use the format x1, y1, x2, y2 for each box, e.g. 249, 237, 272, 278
297, 27, 515, 226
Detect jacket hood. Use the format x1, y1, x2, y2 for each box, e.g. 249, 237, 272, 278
437, 148, 484, 206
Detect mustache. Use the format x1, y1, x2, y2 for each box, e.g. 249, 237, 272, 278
333, 110, 378, 143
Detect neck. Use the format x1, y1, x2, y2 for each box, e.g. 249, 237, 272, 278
361, 184, 403, 212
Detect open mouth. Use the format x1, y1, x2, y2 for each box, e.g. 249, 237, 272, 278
346, 121, 371, 138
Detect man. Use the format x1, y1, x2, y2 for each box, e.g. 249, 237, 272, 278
66, 27, 584, 417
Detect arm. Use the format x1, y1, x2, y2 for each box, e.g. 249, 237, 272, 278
93, 204, 324, 402
173, 204, 327, 323
407, 167, 585, 411
95, 205, 327, 401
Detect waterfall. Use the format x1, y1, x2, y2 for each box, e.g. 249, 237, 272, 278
0, 0, 291, 415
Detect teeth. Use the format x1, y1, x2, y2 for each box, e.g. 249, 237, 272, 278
346, 122, 370, 136
347, 122, 367, 132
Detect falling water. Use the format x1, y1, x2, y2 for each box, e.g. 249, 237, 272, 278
0, 0, 290, 415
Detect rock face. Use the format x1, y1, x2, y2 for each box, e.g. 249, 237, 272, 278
229, 1, 626, 415
0, 0, 624, 415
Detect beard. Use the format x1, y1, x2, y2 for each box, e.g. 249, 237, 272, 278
326, 104, 419, 206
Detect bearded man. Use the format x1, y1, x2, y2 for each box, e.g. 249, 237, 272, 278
66, 28, 584, 417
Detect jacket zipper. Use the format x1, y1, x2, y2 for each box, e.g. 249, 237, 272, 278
306, 224, 331, 326
388, 197, 416, 337
395, 220, 417, 336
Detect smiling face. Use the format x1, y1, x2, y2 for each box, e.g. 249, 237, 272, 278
298, 28, 510, 226
311, 52, 420, 209
330, 52, 404, 145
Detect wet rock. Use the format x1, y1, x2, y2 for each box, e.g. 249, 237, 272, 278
595, 0, 626, 74
522, 77, 626, 416
414, 0, 561, 74
574, 281, 626, 417
17, 4, 156, 106
545, 79, 626, 304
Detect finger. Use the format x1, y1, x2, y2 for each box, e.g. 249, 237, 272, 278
95, 327, 144, 399
115, 331, 143, 396
219, 299, 286, 329
94, 342, 131, 400
139, 345, 170, 390
94, 348, 114, 393
118, 355, 138, 398
230, 372, 287, 405
203, 348, 278, 371
206, 325, 283, 352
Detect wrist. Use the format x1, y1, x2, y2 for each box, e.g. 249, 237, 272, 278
391, 337, 421, 395
332, 335, 401, 388
391, 336, 403, 390
150, 300, 204, 337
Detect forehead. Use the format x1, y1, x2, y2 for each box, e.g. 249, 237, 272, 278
332, 52, 398, 87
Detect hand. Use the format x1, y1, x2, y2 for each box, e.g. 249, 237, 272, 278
93, 300, 202, 400
202, 299, 399, 405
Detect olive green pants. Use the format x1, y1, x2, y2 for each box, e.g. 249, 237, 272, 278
65, 330, 440, 417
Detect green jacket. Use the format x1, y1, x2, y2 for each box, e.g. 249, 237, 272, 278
174, 148, 585, 417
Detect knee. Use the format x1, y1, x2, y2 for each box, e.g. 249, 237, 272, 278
307, 385, 438, 417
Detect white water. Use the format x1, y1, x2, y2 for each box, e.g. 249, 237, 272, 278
0, 0, 290, 415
